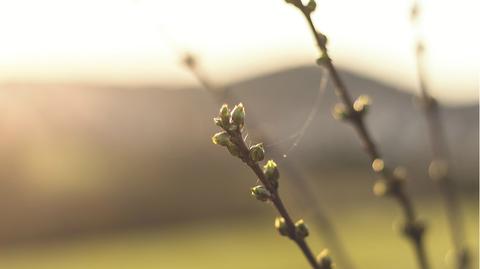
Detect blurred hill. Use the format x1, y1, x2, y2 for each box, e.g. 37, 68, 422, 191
0, 65, 477, 245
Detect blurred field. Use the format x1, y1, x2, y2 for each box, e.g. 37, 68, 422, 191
0, 197, 476, 269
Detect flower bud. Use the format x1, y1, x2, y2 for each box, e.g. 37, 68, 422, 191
317, 32, 328, 47
251, 185, 271, 202
371, 158, 385, 173
410, 4, 419, 21
226, 141, 240, 157
306, 0, 316, 13
332, 103, 350, 121
373, 179, 389, 197
316, 249, 333, 269
295, 219, 309, 238
353, 95, 371, 114
231, 103, 245, 127
393, 166, 408, 181
182, 54, 196, 68
316, 54, 330, 66
274, 217, 288, 236
211, 131, 230, 146
249, 143, 265, 162
374, 177, 404, 197
213, 117, 223, 128
219, 104, 230, 126
263, 160, 280, 187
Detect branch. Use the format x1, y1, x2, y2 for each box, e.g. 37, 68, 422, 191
410, 2, 470, 269
212, 103, 333, 269
284, 1, 431, 269
182, 53, 356, 269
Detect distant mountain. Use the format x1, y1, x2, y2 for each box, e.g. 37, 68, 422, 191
226, 66, 478, 180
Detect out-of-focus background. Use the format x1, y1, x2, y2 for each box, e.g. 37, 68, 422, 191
0, 0, 478, 269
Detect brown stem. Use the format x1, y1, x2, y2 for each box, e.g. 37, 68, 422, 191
412, 3, 469, 268
228, 129, 321, 269
293, 5, 431, 269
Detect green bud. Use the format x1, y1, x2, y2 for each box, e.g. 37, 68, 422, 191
317, 32, 328, 47
295, 219, 309, 238
249, 143, 265, 162
182, 54, 196, 68
316, 54, 330, 66
373, 179, 389, 197
373, 177, 404, 197
211, 131, 230, 147
226, 141, 240, 157
371, 158, 385, 173
263, 160, 280, 186
353, 95, 371, 114
410, 4, 419, 21
306, 0, 316, 13
230, 103, 245, 127
274, 217, 288, 236
219, 104, 230, 126
332, 103, 350, 121
227, 124, 238, 132
213, 117, 223, 128
251, 185, 271, 202
393, 166, 408, 181
316, 249, 333, 269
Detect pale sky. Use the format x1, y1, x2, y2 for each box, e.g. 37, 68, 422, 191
0, 0, 478, 104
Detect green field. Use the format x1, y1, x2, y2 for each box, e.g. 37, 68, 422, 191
0, 199, 477, 269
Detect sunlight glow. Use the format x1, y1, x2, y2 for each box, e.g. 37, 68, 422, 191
0, 0, 477, 104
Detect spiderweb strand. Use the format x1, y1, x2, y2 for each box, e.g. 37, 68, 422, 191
265, 66, 329, 158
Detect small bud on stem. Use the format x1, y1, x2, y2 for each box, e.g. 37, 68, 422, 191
249, 143, 265, 162
231, 103, 245, 128
353, 95, 371, 115
317, 249, 333, 269
251, 185, 271, 202
275, 217, 289, 236
295, 219, 309, 239
332, 103, 350, 121
263, 160, 280, 188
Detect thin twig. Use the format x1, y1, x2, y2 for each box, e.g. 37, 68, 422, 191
410, 2, 469, 269
284, 1, 431, 269
182, 53, 356, 269
212, 104, 333, 269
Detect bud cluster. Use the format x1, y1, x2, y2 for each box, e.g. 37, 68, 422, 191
212, 104, 279, 202
371, 159, 407, 197
213, 103, 245, 131
212, 103, 247, 158
274, 217, 310, 240
332, 95, 371, 122
250, 159, 280, 203
211, 103, 319, 267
